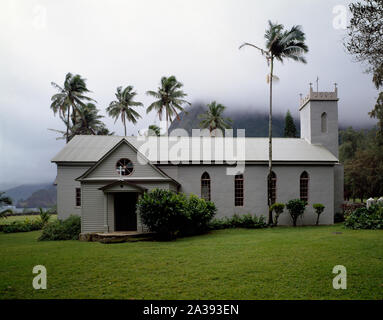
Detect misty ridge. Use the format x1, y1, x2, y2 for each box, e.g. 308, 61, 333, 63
2, 183, 56, 209
169, 103, 373, 137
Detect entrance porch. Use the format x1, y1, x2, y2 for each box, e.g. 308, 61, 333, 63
98, 180, 148, 233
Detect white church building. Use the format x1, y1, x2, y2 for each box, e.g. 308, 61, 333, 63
52, 87, 344, 233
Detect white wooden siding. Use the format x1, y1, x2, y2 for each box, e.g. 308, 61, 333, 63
56, 165, 91, 220
81, 182, 105, 233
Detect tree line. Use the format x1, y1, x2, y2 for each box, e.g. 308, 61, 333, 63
341, 0, 383, 201
340, 126, 383, 202
50, 74, 235, 141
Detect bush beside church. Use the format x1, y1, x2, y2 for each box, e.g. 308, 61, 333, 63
137, 189, 217, 239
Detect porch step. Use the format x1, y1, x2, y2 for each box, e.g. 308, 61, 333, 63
79, 231, 154, 243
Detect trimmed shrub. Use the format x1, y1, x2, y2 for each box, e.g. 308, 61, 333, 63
270, 203, 285, 226
344, 205, 383, 229
38, 215, 81, 241
184, 194, 217, 235
237, 214, 255, 228
313, 203, 325, 225
2, 219, 43, 233
209, 214, 267, 230
137, 189, 217, 239
286, 199, 307, 227
209, 217, 233, 230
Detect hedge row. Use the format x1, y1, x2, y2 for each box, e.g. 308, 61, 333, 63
209, 214, 267, 230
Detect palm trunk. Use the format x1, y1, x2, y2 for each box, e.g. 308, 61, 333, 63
166, 111, 169, 135
66, 105, 70, 143
72, 105, 76, 127
316, 214, 320, 226
123, 114, 127, 136
268, 57, 274, 225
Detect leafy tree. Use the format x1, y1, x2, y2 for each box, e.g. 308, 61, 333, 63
345, 0, 383, 89
339, 127, 365, 162
283, 110, 297, 137
0, 192, 13, 218
50, 73, 95, 143
344, 147, 383, 201
107, 86, 143, 136
240, 21, 309, 224
313, 203, 325, 225
369, 92, 383, 144
199, 101, 232, 135
146, 76, 191, 133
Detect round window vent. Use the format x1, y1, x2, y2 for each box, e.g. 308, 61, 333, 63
116, 158, 134, 176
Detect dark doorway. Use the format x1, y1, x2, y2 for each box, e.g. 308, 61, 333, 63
114, 193, 138, 231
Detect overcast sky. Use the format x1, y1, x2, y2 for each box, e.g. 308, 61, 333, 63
0, 0, 380, 189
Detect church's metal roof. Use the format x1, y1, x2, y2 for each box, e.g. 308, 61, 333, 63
51, 135, 338, 163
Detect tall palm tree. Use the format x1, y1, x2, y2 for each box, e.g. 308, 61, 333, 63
107, 86, 143, 136
50, 73, 95, 143
199, 101, 232, 135
240, 21, 308, 224
49, 103, 113, 140
146, 76, 191, 133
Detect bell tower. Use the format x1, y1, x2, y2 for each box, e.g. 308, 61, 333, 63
299, 84, 339, 158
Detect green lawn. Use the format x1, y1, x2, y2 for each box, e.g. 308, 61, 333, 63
0, 225, 382, 300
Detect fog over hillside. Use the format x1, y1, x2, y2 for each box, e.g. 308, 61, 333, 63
169, 103, 375, 136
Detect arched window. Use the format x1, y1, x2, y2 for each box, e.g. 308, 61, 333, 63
267, 171, 277, 205
300, 171, 309, 202
321, 112, 327, 133
201, 172, 211, 201
234, 174, 244, 206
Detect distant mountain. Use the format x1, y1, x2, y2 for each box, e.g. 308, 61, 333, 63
3, 183, 55, 205
16, 186, 57, 208
169, 103, 300, 137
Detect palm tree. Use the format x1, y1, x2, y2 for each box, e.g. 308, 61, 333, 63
50, 73, 95, 143
107, 86, 143, 136
148, 125, 161, 136
49, 103, 113, 140
146, 76, 191, 133
72, 103, 107, 135
240, 21, 308, 224
199, 101, 232, 135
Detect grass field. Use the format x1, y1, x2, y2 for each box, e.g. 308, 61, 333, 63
0, 225, 382, 300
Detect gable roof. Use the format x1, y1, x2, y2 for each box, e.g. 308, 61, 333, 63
52, 135, 338, 163
75, 138, 180, 184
